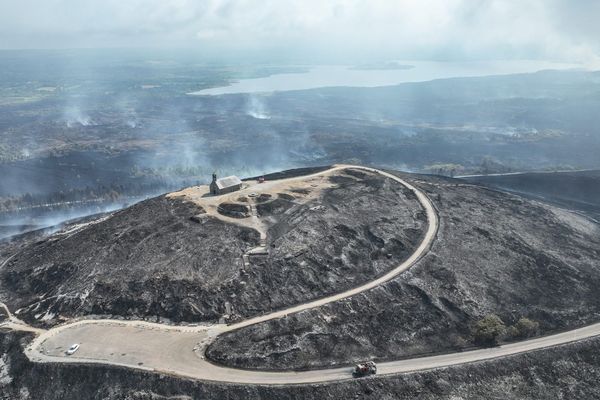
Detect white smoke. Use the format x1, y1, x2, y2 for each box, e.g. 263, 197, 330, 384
246, 95, 271, 120
64, 106, 95, 128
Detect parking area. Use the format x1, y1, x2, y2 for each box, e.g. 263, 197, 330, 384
38, 322, 211, 375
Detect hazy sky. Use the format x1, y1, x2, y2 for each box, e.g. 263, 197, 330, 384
1, 0, 600, 64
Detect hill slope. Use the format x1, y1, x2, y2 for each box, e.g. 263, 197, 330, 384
0, 167, 425, 326
460, 170, 600, 220
207, 172, 600, 370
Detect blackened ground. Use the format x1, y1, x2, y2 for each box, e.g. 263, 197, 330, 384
226, 168, 425, 323
0, 196, 260, 326
217, 202, 251, 218
0, 168, 425, 327
244, 166, 332, 181
256, 196, 295, 216
3, 331, 600, 399
207, 171, 600, 370
255, 193, 273, 203
461, 169, 600, 220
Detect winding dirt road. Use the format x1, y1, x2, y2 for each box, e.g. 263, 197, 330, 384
3, 165, 600, 385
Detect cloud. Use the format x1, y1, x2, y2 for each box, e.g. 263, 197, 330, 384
0, 0, 599, 64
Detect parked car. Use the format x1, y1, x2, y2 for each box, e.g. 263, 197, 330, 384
66, 343, 80, 355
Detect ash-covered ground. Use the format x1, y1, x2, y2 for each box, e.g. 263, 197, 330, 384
461, 169, 600, 220
207, 171, 600, 370
0, 167, 599, 398
0, 167, 425, 327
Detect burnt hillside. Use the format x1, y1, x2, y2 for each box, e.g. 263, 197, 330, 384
208, 172, 600, 370
461, 170, 600, 219
0, 168, 425, 327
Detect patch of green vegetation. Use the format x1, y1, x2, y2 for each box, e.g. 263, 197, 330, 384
472, 315, 541, 346
472, 314, 506, 346
508, 317, 540, 339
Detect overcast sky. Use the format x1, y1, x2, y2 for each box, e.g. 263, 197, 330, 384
1, 0, 599, 64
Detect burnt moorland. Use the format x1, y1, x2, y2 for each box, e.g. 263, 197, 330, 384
207, 171, 600, 370
0, 168, 425, 327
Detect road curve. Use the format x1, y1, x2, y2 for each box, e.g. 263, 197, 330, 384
22, 165, 439, 383
9, 165, 600, 385
224, 166, 439, 331
0, 301, 45, 335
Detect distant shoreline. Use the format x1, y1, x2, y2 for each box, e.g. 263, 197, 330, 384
189, 60, 580, 96
349, 62, 414, 71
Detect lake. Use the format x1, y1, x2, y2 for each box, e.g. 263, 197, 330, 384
190, 60, 580, 96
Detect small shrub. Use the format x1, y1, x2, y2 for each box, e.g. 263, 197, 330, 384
472, 314, 506, 346
450, 334, 468, 350
509, 317, 540, 339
